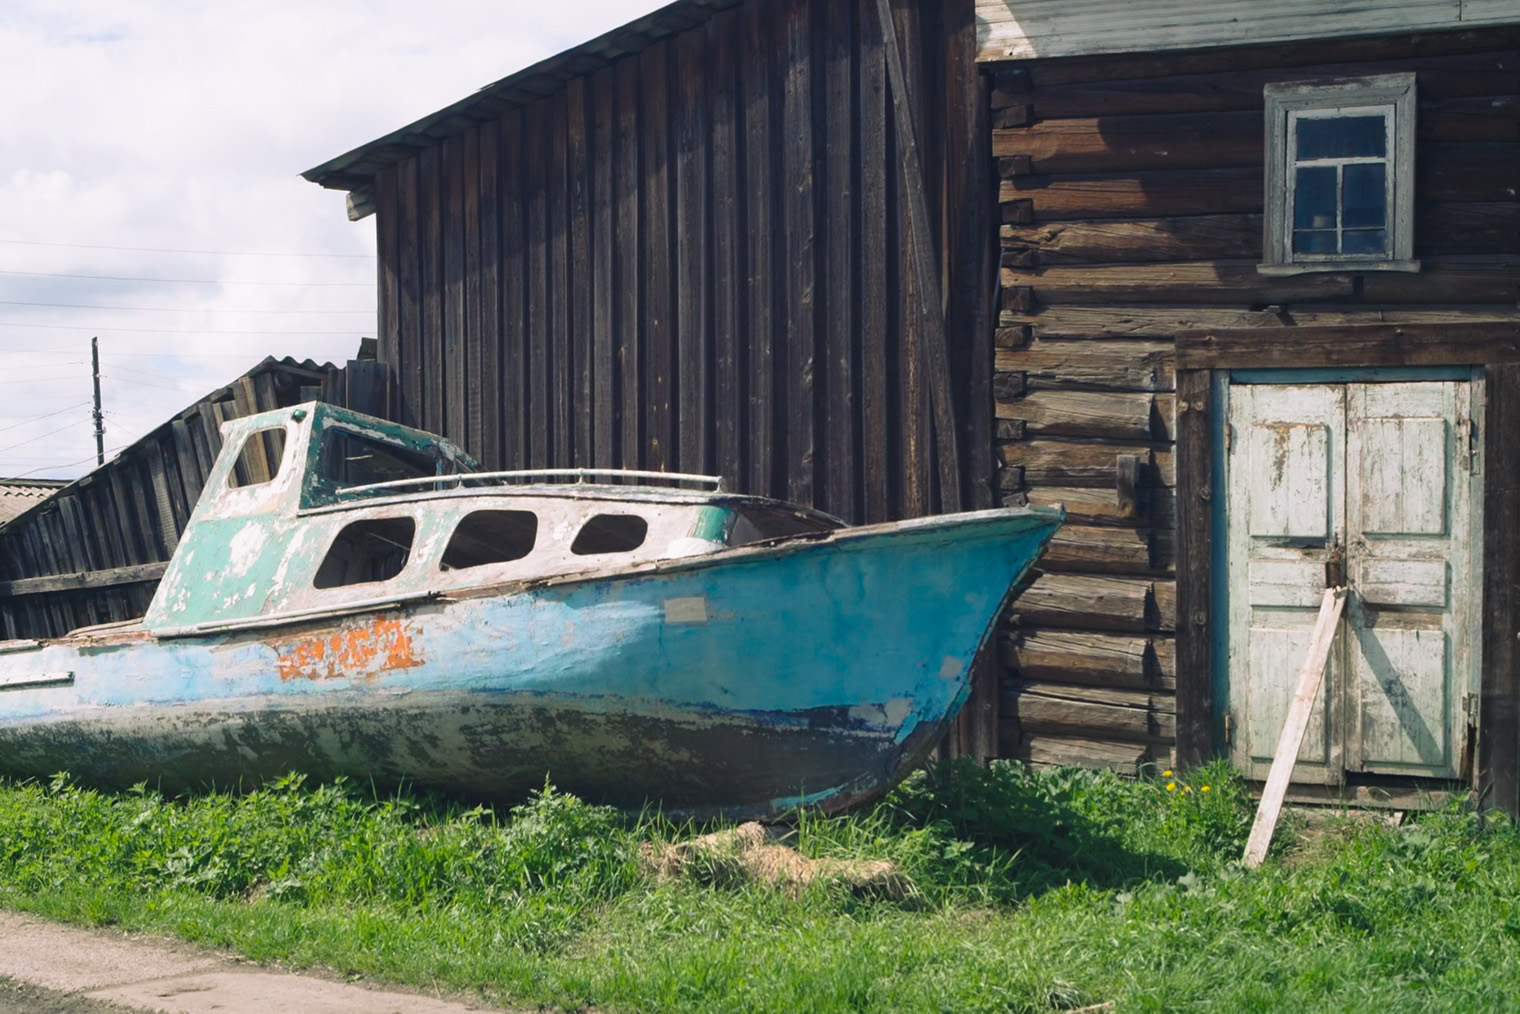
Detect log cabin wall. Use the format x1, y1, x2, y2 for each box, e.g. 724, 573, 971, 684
0, 357, 384, 640
365, 0, 994, 527
988, 27, 1520, 774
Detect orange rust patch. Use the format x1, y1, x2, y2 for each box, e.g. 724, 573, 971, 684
275, 617, 422, 681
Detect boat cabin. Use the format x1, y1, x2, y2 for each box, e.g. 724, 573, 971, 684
142, 403, 842, 637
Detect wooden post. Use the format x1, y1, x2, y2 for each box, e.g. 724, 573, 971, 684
1243, 586, 1347, 868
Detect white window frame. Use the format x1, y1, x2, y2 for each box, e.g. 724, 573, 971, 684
1260, 74, 1418, 275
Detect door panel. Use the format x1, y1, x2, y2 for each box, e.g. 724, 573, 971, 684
1246, 423, 1330, 538
1247, 624, 1335, 765
1351, 626, 1448, 769
1357, 417, 1448, 535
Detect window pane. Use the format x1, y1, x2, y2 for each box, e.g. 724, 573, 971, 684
441, 510, 537, 570
318, 426, 454, 488
1343, 229, 1387, 254
314, 517, 415, 588
229, 427, 287, 488
1293, 230, 1339, 254
1343, 162, 1387, 229
1296, 115, 1386, 159
1293, 166, 1338, 230
571, 514, 648, 555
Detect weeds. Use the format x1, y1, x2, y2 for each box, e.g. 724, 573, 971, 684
2, 762, 1518, 1013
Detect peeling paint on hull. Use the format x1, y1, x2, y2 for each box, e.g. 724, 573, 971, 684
0, 509, 1061, 819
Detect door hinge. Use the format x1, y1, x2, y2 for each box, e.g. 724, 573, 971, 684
1223, 712, 1234, 746
1225, 422, 1235, 454
1463, 693, 1480, 726
1469, 418, 1481, 474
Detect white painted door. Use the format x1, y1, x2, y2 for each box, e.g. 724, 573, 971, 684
1226, 379, 1478, 783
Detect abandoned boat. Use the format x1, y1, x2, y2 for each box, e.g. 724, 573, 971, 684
0, 403, 1061, 818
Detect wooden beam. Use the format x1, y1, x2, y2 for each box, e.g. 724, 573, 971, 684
1480, 363, 1520, 817
1243, 586, 1348, 868
1178, 321, 1520, 369
873, 0, 961, 511
1174, 368, 1214, 768
0, 562, 169, 599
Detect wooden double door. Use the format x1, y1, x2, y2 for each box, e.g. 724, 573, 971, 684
1224, 376, 1482, 784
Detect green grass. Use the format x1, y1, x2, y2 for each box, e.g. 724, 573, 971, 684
2, 762, 1518, 1013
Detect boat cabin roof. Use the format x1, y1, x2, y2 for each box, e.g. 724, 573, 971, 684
139, 403, 843, 636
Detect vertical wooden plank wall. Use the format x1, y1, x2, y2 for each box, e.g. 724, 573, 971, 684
989, 29, 1520, 773
370, 0, 991, 525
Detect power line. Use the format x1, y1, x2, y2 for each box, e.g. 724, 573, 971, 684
0, 238, 374, 259
0, 402, 92, 435
0, 418, 90, 455
0, 321, 361, 336
0, 299, 372, 314
0, 268, 371, 287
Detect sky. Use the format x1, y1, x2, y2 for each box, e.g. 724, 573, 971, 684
0, 0, 665, 480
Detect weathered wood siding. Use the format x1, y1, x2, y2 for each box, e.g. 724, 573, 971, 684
0, 358, 382, 640
990, 27, 1520, 773
371, 0, 994, 526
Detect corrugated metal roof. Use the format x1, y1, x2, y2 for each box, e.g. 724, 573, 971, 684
301, 0, 742, 195
0, 479, 68, 525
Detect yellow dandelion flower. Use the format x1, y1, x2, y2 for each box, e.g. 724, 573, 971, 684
1201, 785, 1211, 792
1166, 781, 1176, 791
1162, 770, 1173, 777
1183, 786, 1193, 794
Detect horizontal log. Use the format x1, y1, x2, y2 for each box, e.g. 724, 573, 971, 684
1010, 734, 1149, 773
1007, 304, 1520, 340
1002, 260, 1357, 305
1008, 690, 1177, 742
1009, 572, 1159, 632
996, 390, 1155, 440
1003, 216, 1262, 265
994, 103, 1516, 174
1003, 167, 1262, 220
995, 340, 1175, 391
993, 111, 1263, 173
1357, 256, 1520, 304
1013, 67, 1520, 119
0, 561, 169, 598
1000, 439, 1175, 488
1016, 29, 1520, 88
1002, 148, 1520, 220
1040, 524, 1155, 575
1009, 630, 1157, 688
1020, 681, 1177, 716
1177, 320, 1520, 369
1153, 636, 1176, 681
1001, 205, 1520, 263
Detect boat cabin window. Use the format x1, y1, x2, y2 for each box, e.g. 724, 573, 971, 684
317, 426, 458, 489
441, 510, 538, 570
728, 506, 838, 547
571, 513, 648, 555
228, 427, 287, 488
314, 516, 415, 588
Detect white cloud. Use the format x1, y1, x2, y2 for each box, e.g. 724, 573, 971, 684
0, 0, 665, 478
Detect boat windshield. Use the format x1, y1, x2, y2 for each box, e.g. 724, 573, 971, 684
317, 426, 465, 489
729, 505, 839, 547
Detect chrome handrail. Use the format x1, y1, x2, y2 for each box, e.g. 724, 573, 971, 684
335, 468, 727, 497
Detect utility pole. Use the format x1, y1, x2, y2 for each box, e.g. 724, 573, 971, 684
91, 336, 104, 466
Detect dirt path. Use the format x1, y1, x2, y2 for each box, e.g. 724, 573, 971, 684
0, 911, 507, 1014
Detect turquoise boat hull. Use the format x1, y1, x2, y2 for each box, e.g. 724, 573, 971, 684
0, 507, 1059, 818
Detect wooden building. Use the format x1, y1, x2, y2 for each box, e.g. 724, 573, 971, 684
287, 0, 1520, 809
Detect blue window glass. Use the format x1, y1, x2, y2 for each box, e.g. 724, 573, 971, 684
1293, 166, 1337, 231
1296, 115, 1387, 159
1343, 162, 1387, 229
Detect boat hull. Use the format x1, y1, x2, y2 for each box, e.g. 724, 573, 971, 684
0, 508, 1059, 818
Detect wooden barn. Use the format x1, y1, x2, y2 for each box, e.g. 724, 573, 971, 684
0, 0, 1499, 810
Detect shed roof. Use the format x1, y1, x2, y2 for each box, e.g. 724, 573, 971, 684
0, 479, 68, 524
302, 0, 740, 196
